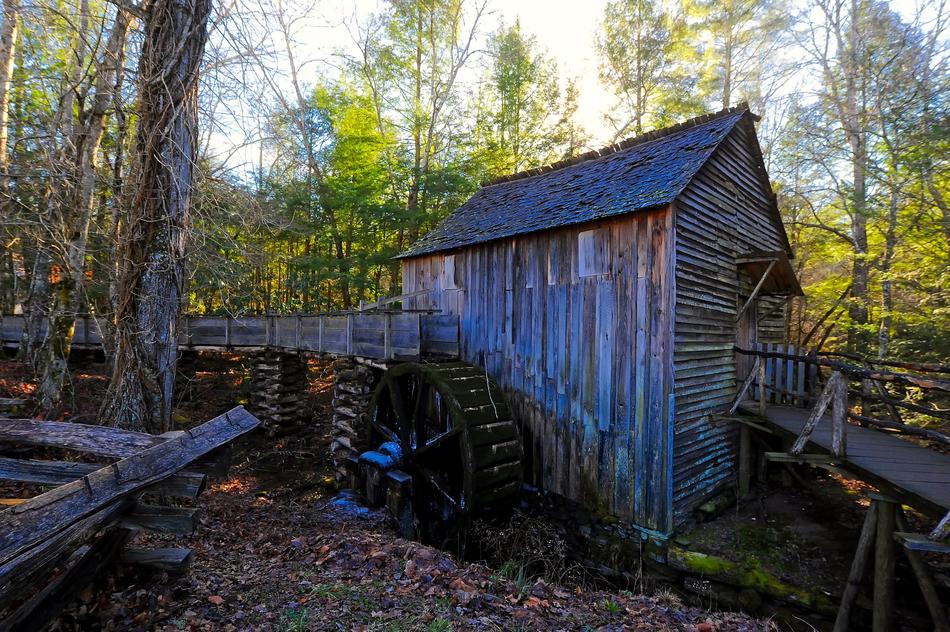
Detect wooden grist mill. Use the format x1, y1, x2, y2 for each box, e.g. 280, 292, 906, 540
3, 104, 948, 627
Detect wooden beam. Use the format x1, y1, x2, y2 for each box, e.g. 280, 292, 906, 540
0, 407, 259, 567
930, 510, 950, 541
834, 502, 878, 632
735, 346, 950, 392
119, 504, 200, 536
831, 374, 847, 457
120, 547, 193, 572
873, 498, 896, 632
0, 419, 163, 458
0, 527, 134, 632
0, 457, 207, 499
736, 259, 776, 321
895, 532, 950, 553
738, 424, 751, 497
790, 371, 840, 455
728, 356, 759, 415
894, 511, 950, 632
355, 289, 430, 311
0, 500, 131, 610
764, 452, 841, 465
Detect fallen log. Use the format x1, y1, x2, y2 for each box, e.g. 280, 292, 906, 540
0, 406, 259, 567
0, 457, 207, 498
0, 527, 134, 632
0, 499, 132, 611
0, 419, 162, 457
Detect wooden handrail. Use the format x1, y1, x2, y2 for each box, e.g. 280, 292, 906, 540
818, 350, 950, 375
735, 346, 950, 392
790, 370, 848, 457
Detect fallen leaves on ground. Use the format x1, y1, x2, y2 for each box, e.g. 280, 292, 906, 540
49, 470, 773, 631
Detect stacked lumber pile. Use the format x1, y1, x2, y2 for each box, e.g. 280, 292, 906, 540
329, 358, 379, 481
0, 407, 259, 631
248, 349, 306, 432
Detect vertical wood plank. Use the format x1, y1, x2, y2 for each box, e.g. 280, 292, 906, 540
873, 499, 896, 632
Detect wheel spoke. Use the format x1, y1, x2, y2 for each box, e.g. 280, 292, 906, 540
418, 467, 459, 510
413, 427, 460, 460
371, 420, 399, 445
413, 382, 431, 445
389, 380, 410, 426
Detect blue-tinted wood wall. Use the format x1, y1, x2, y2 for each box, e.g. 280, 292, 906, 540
402, 206, 676, 534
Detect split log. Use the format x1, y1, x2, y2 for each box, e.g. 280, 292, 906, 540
0, 457, 207, 498
119, 504, 200, 536
0, 406, 259, 567
0, 499, 132, 613
120, 547, 192, 572
0, 527, 134, 632
0, 419, 162, 457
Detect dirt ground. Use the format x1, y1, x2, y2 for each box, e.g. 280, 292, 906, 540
0, 354, 775, 631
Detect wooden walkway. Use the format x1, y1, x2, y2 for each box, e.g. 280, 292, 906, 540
0, 313, 460, 361
741, 402, 950, 518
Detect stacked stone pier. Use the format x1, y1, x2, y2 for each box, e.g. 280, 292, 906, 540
248, 349, 308, 433
329, 358, 381, 480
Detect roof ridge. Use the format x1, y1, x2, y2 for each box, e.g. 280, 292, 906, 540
480, 102, 754, 189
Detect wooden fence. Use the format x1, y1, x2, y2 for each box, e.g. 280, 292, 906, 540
0, 407, 260, 630
747, 342, 818, 408
0, 312, 460, 361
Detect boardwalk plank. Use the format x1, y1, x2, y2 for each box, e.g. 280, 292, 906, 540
740, 403, 950, 516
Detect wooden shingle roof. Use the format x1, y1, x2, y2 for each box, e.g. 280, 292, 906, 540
400, 105, 753, 258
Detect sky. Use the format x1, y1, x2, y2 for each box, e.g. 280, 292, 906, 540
206, 0, 617, 175
206, 0, 933, 178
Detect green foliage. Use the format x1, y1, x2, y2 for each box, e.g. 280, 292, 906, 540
277, 606, 310, 632
471, 20, 586, 177
602, 598, 621, 615
426, 617, 453, 632
597, 0, 704, 138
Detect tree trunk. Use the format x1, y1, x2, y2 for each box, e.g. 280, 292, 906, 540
36, 9, 132, 413
878, 182, 898, 359
0, 0, 18, 311
100, 0, 210, 434
843, 0, 871, 354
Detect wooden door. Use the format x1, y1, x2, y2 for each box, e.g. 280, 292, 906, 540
736, 293, 757, 383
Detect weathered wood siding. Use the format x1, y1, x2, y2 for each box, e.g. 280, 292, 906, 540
402, 208, 676, 534
0, 313, 459, 361
672, 120, 790, 525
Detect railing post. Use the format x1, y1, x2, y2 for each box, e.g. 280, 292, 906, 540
346, 314, 353, 356
791, 370, 841, 455
831, 372, 848, 457
758, 349, 767, 417
383, 313, 392, 360
873, 496, 896, 632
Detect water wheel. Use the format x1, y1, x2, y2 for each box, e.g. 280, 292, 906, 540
364, 361, 523, 547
